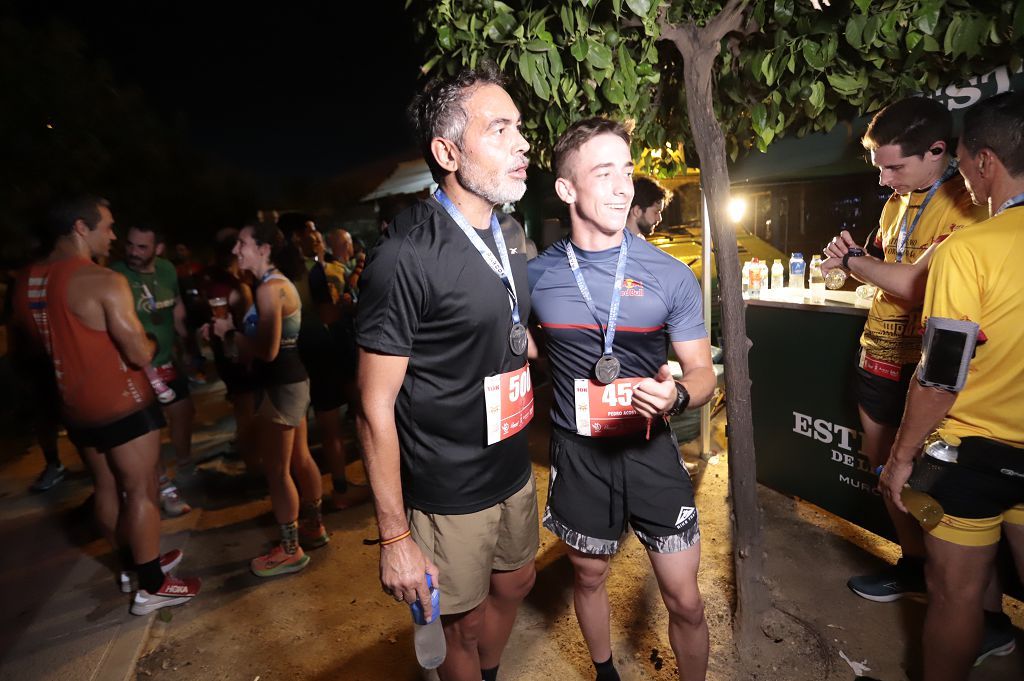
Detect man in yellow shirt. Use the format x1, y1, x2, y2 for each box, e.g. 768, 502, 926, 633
822, 98, 987, 603
881, 91, 1024, 681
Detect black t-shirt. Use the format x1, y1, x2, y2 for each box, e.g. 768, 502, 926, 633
356, 198, 532, 514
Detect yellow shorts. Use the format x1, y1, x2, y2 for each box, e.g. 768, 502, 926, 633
930, 504, 1024, 547
407, 476, 539, 615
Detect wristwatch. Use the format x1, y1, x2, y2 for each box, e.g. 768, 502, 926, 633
842, 246, 865, 270
667, 381, 690, 416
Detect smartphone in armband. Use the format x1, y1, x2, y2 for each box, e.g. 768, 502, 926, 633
917, 318, 979, 392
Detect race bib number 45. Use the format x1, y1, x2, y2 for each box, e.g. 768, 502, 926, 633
484, 364, 535, 446
574, 377, 647, 437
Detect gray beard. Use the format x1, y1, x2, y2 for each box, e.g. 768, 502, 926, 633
457, 163, 527, 207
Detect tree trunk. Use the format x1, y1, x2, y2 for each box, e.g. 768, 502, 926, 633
675, 30, 772, 651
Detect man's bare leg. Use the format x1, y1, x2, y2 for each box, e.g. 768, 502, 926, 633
921, 533, 996, 681
859, 406, 925, 557
163, 397, 195, 468
439, 605, 487, 681
567, 549, 614, 663
478, 563, 536, 669
107, 429, 162, 564
649, 543, 708, 681
80, 446, 119, 547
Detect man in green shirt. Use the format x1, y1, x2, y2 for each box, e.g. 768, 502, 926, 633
111, 225, 194, 517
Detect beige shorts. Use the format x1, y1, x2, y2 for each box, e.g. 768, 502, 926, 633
408, 476, 539, 615
254, 380, 310, 427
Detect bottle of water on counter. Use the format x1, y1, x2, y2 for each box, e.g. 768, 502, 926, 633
741, 260, 751, 296
809, 255, 825, 304
748, 257, 763, 298
789, 253, 805, 289
759, 259, 769, 291
410, 574, 446, 669
770, 259, 784, 289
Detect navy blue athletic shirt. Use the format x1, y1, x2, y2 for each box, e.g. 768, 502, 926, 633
528, 230, 706, 433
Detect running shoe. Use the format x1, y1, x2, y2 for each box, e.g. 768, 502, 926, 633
976, 612, 1017, 667
160, 485, 192, 517
847, 557, 926, 602
120, 549, 185, 593
299, 522, 330, 550
30, 464, 66, 492
130, 575, 201, 615
250, 544, 310, 578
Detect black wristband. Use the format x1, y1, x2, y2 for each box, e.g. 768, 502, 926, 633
667, 381, 690, 416
842, 247, 865, 270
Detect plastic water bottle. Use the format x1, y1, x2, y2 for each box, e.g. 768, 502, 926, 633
759, 259, 769, 291
410, 574, 446, 669
809, 255, 825, 304
770, 259, 784, 289
741, 260, 751, 296
789, 253, 805, 289
748, 258, 764, 298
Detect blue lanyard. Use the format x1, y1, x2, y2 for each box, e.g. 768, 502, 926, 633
434, 190, 521, 325
995, 192, 1024, 216
894, 160, 959, 263
564, 232, 630, 357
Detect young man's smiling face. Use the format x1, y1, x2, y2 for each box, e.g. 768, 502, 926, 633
560, 133, 635, 239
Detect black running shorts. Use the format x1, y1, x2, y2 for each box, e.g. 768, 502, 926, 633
854, 362, 916, 427
544, 424, 700, 555
67, 402, 166, 451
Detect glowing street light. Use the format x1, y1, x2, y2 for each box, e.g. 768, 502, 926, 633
727, 196, 748, 223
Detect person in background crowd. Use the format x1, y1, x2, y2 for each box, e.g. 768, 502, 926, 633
111, 225, 195, 517
11, 196, 200, 614
209, 223, 326, 577
5, 271, 66, 492
625, 177, 671, 239
357, 64, 537, 681
202, 231, 260, 475
297, 221, 369, 511
880, 91, 1024, 681
529, 118, 715, 681
170, 242, 208, 385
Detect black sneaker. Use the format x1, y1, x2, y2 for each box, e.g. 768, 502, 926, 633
976, 611, 1017, 667
847, 557, 926, 602
30, 464, 66, 492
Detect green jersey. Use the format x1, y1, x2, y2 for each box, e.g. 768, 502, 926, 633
111, 257, 180, 366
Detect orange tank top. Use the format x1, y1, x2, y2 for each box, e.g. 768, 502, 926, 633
21, 257, 153, 426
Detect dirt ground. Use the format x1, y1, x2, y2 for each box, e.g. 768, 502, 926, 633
131, 391, 1024, 681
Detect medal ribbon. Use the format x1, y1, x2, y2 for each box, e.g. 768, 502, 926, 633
995, 192, 1024, 216
565, 231, 630, 358
894, 159, 959, 263
434, 190, 521, 326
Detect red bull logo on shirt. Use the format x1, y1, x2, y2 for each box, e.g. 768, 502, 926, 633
621, 278, 645, 297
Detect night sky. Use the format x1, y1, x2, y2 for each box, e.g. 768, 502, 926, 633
10, 1, 423, 178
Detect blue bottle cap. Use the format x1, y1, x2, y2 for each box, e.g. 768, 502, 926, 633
792, 252, 803, 258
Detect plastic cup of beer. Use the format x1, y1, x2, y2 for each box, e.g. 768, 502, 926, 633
210, 297, 229, 319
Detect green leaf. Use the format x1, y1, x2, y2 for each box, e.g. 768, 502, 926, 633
586, 38, 613, 70
618, 47, 638, 95
862, 15, 879, 47
761, 51, 777, 85
548, 48, 564, 79
525, 39, 551, 52
612, 0, 622, 17
438, 25, 454, 51
751, 102, 768, 133
601, 75, 625, 104
774, 0, 795, 28
921, 34, 940, 52
915, 0, 942, 35
906, 31, 922, 51
809, 81, 825, 109
845, 14, 867, 50
570, 38, 589, 62
485, 13, 518, 41
853, 0, 870, 13
826, 71, 864, 94
518, 52, 536, 88
559, 4, 575, 34
801, 40, 826, 70
943, 15, 962, 55
625, 0, 652, 17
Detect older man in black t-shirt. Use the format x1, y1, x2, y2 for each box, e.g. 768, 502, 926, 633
356, 65, 536, 681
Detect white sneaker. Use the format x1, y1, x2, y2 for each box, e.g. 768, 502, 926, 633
130, 575, 201, 615
159, 486, 192, 517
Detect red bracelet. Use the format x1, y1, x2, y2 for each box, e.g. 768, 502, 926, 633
379, 530, 411, 546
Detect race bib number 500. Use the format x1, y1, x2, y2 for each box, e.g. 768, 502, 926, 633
484, 364, 535, 445
574, 377, 647, 437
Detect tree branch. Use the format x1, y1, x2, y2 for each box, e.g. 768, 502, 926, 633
705, 0, 751, 44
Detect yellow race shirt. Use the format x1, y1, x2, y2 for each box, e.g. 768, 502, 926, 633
923, 205, 1024, 447
861, 173, 985, 368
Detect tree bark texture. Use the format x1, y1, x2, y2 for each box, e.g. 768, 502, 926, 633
664, 4, 772, 652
